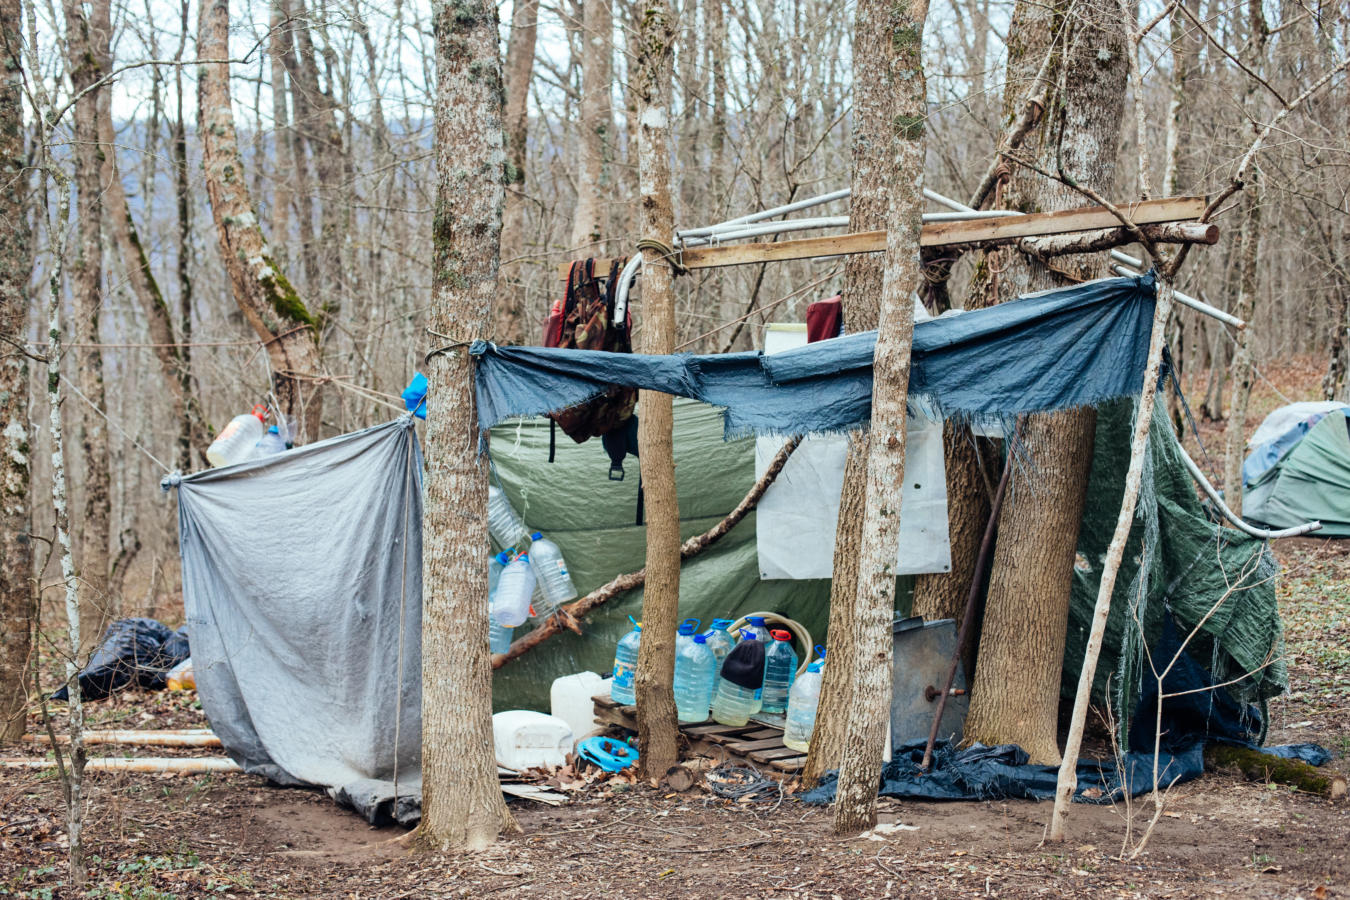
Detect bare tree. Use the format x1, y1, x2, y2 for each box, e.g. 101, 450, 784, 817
498, 0, 540, 344
0, 0, 32, 744
631, 0, 681, 780
418, 0, 517, 851
831, 0, 929, 835
569, 0, 611, 255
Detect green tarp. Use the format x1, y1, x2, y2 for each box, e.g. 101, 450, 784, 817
1244, 409, 1350, 537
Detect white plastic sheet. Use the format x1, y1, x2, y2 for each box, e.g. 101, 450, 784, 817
755, 325, 951, 579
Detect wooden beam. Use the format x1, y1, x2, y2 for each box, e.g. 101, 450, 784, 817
555, 196, 1207, 277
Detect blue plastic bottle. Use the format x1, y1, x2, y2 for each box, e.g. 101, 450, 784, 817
674, 633, 716, 723
610, 621, 642, 706
761, 629, 799, 714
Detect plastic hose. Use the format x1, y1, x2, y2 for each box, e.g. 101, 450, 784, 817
726, 611, 815, 675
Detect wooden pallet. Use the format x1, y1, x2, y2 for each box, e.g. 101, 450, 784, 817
592, 695, 808, 773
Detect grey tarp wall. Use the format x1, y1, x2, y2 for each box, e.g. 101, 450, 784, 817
169, 418, 423, 823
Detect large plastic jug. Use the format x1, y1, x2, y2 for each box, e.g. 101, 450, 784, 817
550, 671, 608, 747
252, 425, 286, 459
528, 532, 577, 615
610, 622, 642, 706
488, 484, 529, 548
674, 633, 716, 723
492, 710, 573, 771
703, 619, 735, 668
207, 405, 267, 467
489, 621, 514, 654
492, 552, 535, 627
712, 635, 764, 726
761, 629, 799, 714
674, 618, 701, 662
783, 660, 824, 752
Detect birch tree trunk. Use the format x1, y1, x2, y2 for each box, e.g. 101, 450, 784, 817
0, 0, 32, 744
418, 0, 516, 851
197, 0, 324, 428
497, 0, 539, 344
800, 0, 892, 788
962, 0, 1128, 766
1222, 183, 1261, 517
631, 0, 681, 780
61, 0, 113, 651
569, 0, 611, 254
832, 0, 929, 834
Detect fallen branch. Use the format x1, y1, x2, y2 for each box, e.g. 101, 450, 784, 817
0, 757, 241, 775
1019, 222, 1217, 258
24, 730, 222, 748
493, 436, 803, 669
1204, 745, 1347, 800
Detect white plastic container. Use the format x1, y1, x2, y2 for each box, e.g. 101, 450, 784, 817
207, 405, 267, 467
492, 552, 535, 627
492, 710, 574, 771
550, 671, 608, 748
488, 485, 529, 548
528, 532, 577, 615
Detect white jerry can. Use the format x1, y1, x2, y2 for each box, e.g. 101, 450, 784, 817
550, 671, 609, 749
492, 710, 574, 771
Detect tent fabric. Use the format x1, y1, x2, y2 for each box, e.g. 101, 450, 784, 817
1242, 402, 1349, 486
1244, 409, 1350, 537
472, 274, 1157, 439
168, 417, 423, 824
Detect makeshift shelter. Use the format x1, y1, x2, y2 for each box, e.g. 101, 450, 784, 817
1243, 404, 1350, 536
165, 274, 1289, 824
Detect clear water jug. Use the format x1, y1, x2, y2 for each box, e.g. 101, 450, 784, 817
703, 619, 735, 668
207, 405, 267, 467
528, 532, 577, 615
610, 622, 642, 706
489, 620, 513, 654
492, 552, 535, 628
488, 484, 529, 548
674, 633, 716, 723
783, 660, 824, 752
761, 629, 799, 714
674, 618, 701, 661
712, 677, 758, 727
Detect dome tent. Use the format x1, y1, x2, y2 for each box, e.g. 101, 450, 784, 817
1244, 407, 1350, 537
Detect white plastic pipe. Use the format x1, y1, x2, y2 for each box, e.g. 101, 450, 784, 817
1109, 264, 1246, 329
1174, 441, 1321, 539
681, 188, 852, 236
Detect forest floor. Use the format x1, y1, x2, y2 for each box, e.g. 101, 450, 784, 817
2, 360, 1348, 899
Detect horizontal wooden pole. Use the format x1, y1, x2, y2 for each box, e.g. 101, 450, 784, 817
24, 730, 223, 748
0, 756, 243, 774
556, 196, 1207, 277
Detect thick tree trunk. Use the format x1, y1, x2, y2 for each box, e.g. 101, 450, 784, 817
569, 0, 611, 255
832, 0, 928, 834
62, 0, 113, 651
800, 0, 891, 786
417, 0, 516, 851
497, 0, 539, 345
0, 0, 32, 744
632, 0, 681, 781
197, 0, 324, 428
962, 0, 1129, 765
1222, 185, 1261, 517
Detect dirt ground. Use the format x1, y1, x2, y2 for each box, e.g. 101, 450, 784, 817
3, 363, 1348, 898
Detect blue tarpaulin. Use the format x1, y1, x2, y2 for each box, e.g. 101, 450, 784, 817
472, 273, 1157, 436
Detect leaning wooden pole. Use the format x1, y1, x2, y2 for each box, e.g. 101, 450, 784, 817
1048, 277, 1174, 841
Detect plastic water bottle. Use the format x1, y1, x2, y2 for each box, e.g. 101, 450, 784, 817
703, 619, 735, 668
610, 622, 642, 706
674, 618, 701, 660
488, 484, 529, 548
256, 424, 286, 458
528, 532, 577, 615
739, 616, 770, 644
207, 405, 267, 467
761, 629, 799, 714
489, 620, 514, 654
783, 660, 824, 752
487, 551, 514, 652
674, 633, 716, 723
492, 552, 535, 628
712, 635, 763, 726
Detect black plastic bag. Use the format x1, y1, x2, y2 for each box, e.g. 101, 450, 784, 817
51, 618, 190, 702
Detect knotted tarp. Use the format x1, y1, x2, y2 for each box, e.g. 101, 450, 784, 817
473, 273, 1157, 436
166, 417, 423, 825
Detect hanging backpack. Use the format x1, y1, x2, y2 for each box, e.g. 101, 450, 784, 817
544, 259, 639, 480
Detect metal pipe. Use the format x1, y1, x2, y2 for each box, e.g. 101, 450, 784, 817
921, 431, 1017, 772
1110, 264, 1246, 329
921, 209, 1021, 222
679, 217, 851, 246
923, 187, 976, 212
1173, 440, 1322, 539
680, 188, 852, 236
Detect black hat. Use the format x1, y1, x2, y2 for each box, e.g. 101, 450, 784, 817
720, 637, 766, 690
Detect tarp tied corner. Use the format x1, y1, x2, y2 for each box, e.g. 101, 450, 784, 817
471, 273, 1158, 438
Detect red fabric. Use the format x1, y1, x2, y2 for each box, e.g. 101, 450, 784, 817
806, 294, 843, 343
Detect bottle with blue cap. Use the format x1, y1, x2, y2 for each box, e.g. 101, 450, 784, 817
253, 424, 286, 458
674, 632, 716, 723
674, 618, 701, 659
528, 532, 577, 617
702, 619, 735, 668
492, 550, 534, 627
488, 550, 515, 653
783, 647, 825, 751
610, 619, 642, 706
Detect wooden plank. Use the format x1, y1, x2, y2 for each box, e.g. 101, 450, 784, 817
702, 726, 762, 745
682, 723, 752, 737
743, 728, 784, 740
725, 737, 790, 753
598, 196, 1206, 274
769, 755, 808, 773
748, 746, 808, 763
